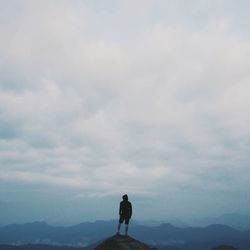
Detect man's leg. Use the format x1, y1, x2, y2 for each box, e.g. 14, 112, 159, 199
125, 224, 129, 236
117, 216, 123, 234
124, 217, 130, 236
117, 223, 121, 234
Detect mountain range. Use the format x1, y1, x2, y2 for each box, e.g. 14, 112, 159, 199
0, 221, 250, 250
195, 213, 250, 230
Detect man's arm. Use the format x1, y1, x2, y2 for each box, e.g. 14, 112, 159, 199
129, 202, 132, 218
119, 202, 122, 215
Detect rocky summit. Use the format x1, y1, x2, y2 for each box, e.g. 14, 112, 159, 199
94, 234, 152, 250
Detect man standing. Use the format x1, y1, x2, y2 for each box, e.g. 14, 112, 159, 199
116, 194, 132, 236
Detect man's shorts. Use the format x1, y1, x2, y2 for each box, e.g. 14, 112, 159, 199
119, 215, 130, 225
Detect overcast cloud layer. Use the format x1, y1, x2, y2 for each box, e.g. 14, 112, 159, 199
0, 0, 250, 225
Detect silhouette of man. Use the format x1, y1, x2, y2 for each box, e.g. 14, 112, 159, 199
116, 194, 132, 236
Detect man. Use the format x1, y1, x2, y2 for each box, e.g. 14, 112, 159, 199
116, 194, 132, 236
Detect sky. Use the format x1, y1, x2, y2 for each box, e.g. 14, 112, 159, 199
0, 0, 250, 226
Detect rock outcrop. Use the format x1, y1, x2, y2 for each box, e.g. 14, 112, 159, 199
94, 234, 152, 250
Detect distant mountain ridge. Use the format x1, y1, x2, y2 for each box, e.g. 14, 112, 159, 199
197, 213, 250, 230
0, 245, 81, 250
0, 221, 249, 250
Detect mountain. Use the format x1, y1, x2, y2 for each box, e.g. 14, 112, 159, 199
130, 223, 246, 250
0, 221, 249, 250
211, 245, 238, 250
0, 245, 80, 250
197, 213, 250, 230
0, 238, 239, 250
0, 221, 116, 246
94, 234, 151, 250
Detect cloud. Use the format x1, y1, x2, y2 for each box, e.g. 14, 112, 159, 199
0, 0, 250, 221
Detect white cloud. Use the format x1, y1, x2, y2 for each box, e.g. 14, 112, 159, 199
0, 0, 250, 220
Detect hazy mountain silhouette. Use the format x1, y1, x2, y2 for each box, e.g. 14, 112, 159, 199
211, 245, 238, 250
198, 213, 250, 230
0, 238, 240, 250
0, 221, 249, 250
0, 221, 115, 245
0, 245, 80, 250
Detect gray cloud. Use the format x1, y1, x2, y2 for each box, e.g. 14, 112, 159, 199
0, 0, 250, 223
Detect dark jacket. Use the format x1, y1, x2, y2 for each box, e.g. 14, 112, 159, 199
119, 200, 132, 218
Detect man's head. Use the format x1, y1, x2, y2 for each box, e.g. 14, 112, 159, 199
122, 194, 128, 201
